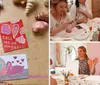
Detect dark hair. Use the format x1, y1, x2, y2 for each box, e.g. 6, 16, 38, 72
75, 0, 80, 8
50, 0, 68, 8
78, 46, 89, 60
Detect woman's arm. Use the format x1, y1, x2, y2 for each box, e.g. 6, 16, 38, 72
88, 59, 95, 75
91, 64, 96, 75
88, 58, 98, 75
50, 21, 69, 36
76, 17, 88, 24
50, 24, 66, 36
78, 8, 93, 19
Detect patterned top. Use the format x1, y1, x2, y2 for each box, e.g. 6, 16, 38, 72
79, 59, 90, 75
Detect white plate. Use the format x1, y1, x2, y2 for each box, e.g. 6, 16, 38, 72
73, 32, 91, 41
51, 36, 72, 41
85, 76, 100, 83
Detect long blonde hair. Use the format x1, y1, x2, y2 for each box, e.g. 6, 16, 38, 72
78, 46, 89, 60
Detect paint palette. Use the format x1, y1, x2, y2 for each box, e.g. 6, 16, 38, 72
0, 20, 28, 52
0, 54, 29, 81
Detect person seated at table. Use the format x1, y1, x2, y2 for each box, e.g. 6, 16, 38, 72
50, 0, 76, 36
75, 0, 93, 24
76, 46, 98, 75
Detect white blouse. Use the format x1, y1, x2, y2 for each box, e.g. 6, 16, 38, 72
76, 3, 92, 20
50, 13, 73, 30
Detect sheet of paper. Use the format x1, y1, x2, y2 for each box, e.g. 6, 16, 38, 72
0, 54, 29, 81
0, 20, 28, 52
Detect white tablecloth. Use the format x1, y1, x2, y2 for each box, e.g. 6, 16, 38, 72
68, 75, 100, 85
51, 74, 100, 85
50, 18, 100, 41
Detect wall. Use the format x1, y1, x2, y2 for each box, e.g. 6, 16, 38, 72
87, 0, 92, 11
50, 43, 56, 69
87, 43, 100, 75
60, 43, 87, 66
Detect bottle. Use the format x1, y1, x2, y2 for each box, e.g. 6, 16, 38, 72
98, 29, 100, 41
97, 23, 100, 41
92, 31, 98, 41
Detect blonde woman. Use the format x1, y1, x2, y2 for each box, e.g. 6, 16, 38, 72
76, 46, 98, 75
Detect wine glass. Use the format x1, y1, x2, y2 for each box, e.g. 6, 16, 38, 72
89, 26, 92, 31
89, 20, 92, 31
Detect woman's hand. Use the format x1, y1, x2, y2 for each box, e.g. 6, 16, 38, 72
88, 58, 98, 66
80, 17, 88, 23
66, 24, 73, 33
66, 21, 77, 33
93, 57, 99, 65
71, 21, 77, 27
76, 17, 88, 24
88, 57, 99, 75
88, 59, 93, 68
83, 17, 88, 23
77, 8, 93, 19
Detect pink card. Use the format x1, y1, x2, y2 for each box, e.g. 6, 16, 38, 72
0, 54, 29, 81
0, 20, 28, 52
0, 82, 13, 85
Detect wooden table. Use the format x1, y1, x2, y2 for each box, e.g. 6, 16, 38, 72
0, 0, 48, 85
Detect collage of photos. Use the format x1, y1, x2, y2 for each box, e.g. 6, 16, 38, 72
0, 0, 100, 85
0, 0, 49, 85
50, 0, 100, 85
